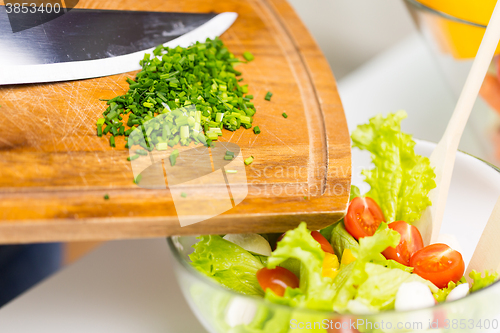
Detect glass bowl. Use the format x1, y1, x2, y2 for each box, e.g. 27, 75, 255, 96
168, 140, 500, 332
405, 0, 500, 166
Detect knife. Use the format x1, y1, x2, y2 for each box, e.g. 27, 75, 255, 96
0, 7, 237, 85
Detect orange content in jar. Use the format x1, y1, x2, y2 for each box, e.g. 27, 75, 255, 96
416, 0, 500, 59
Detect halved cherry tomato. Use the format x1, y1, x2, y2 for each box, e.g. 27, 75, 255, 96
311, 231, 335, 254
382, 221, 424, 266
256, 267, 299, 297
344, 197, 385, 240
409, 243, 465, 289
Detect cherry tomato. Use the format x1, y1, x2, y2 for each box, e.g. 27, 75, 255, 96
272, 233, 286, 250
382, 221, 424, 266
256, 267, 299, 297
409, 243, 465, 289
311, 231, 335, 254
345, 197, 385, 240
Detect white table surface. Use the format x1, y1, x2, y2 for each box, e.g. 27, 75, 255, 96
0, 33, 493, 331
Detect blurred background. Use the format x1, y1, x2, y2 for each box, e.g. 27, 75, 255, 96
289, 0, 415, 79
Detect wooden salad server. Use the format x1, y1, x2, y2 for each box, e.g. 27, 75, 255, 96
414, 0, 500, 245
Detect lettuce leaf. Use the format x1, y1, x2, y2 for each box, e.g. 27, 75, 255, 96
470, 270, 499, 293
355, 263, 436, 310
329, 221, 359, 260
320, 185, 361, 244
349, 185, 361, 201
267, 222, 336, 310
433, 277, 466, 303
331, 222, 400, 312
351, 110, 436, 223
190, 235, 264, 296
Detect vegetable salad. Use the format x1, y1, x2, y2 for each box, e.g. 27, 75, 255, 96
188, 111, 499, 326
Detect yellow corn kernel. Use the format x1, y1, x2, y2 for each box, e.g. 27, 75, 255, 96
322, 252, 340, 279
341, 249, 357, 266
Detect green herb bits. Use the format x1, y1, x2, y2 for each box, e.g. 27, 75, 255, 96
97, 37, 258, 151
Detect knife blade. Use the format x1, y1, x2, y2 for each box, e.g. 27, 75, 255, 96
0, 8, 237, 85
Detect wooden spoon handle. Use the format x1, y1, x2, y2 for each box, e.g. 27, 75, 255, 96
442, 1, 500, 149
421, 0, 500, 245
466, 195, 500, 280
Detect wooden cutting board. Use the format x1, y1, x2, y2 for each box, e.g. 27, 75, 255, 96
0, 0, 351, 244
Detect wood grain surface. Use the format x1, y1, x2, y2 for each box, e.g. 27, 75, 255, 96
0, 0, 351, 243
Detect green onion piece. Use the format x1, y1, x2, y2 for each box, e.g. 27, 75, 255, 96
265, 91, 273, 101
96, 118, 105, 126
127, 154, 140, 161
282, 112, 288, 119
194, 111, 202, 123
134, 174, 142, 184
181, 192, 187, 198
225, 169, 237, 174
180, 125, 190, 140
244, 156, 254, 165
209, 127, 222, 135
136, 149, 148, 156
253, 126, 261, 134
157, 142, 168, 151
224, 155, 233, 161
109, 136, 116, 147
170, 149, 179, 166
243, 52, 254, 62
206, 131, 218, 141
240, 116, 252, 124
216, 112, 224, 123
97, 124, 103, 137
104, 194, 110, 200
226, 150, 235, 157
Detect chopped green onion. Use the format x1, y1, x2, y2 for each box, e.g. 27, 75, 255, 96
265, 91, 273, 101
134, 174, 142, 184
226, 150, 235, 157
206, 131, 218, 141
225, 169, 237, 173
243, 52, 254, 62
244, 156, 254, 165
127, 154, 140, 161
170, 149, 179, 166
157, 142, 168, 151
97, 37, 257, 157
224, 155, 233, 161
253, 126, 261, 134
282, 112, 288, 119
216, 112, 224, 123
109, 136, 115, 147
181, 192, 187, 198
180, 125, 190, 140
104, 194, 109, 200
136, 149, 148, 156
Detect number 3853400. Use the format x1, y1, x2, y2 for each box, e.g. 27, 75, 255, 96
5, 3, 61, 14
